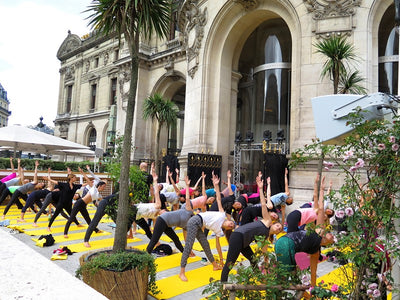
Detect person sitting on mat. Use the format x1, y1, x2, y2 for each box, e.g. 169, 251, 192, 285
179, 172, 235, 282
221, 174, 283, 282
274, 174, 335, 287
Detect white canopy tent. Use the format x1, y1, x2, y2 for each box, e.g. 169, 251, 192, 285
0, 125, 89, 157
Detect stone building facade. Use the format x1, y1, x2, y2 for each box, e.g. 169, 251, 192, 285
55, 0, 398, 201
0, 83, 11, 127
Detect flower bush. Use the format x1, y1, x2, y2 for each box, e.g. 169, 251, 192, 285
290, 109, 400, 299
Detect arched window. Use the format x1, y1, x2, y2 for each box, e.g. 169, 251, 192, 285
237, 19, 291, 184
88, 128, 97, 151
378, 4, 398, 95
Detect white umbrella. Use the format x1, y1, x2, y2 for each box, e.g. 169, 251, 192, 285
0, 125, 89, 155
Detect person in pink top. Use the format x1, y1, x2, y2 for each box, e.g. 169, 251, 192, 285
286, 175, 334, 232
0, 158, 18, 194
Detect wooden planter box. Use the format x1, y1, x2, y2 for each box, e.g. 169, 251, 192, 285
79, 249, 149, 300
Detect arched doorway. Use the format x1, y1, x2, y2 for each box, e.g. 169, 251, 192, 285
88, 127, 97, 151
168, 85, 185, 156
236, 18, 291, 186
378, 4, 398, 95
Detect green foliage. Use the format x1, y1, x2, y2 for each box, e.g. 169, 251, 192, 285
314, 35, 366, 94
310, 281, 348, 299
203, 236, 302, 299
290, 109, 400, 298
75, 249, 159, 295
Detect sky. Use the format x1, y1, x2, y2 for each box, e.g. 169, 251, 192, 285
0, 0, 93, 127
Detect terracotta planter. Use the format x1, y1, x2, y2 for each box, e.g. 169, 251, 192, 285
79, 249, 149, 300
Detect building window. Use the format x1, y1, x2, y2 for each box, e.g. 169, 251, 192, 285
88, 128, 97, 151
66, 85, 72, 113
90, 84, 97, 110
114, 49, 119, 61
94, 57, 99, 68
110, 78, 117, 105
378, 4, 398, 95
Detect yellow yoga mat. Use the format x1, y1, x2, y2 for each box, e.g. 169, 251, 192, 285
24, 224, 88, 236
159, 231, 185, 243
31, 230, 111, 244
61, 237, 141, 253
192, 236, 229, 252
152, 264, 223, 299
155, 253, 201, 273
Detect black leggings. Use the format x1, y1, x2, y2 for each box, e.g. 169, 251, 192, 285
48, 197, 77, 228
34, 192, 72, 223
84, 194, 117, 242
64, 199, 98, 235
220, 231, 255, 282
146, 217, 184, 254
0, 182, 6, 196
286, 210, 301, 233
21, 191, 49, 213
3, 190, 26, 215
240, 206, 262, 225
135, 218, 153, 240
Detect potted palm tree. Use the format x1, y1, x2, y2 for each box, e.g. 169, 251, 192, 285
76, 0, 173, 299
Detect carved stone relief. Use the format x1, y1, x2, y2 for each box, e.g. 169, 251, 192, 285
58, 122, 69, 138
118, 65, 131, 103
233, 0, 259, 10
56, 30, 82, 60
180, 0, 208, 78
303, 0, 362, 37
64, 65, 75, 82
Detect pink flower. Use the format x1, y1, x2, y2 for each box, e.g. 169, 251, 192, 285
345, 207, 354, 217
367, 289, 373, 295
373, 289, 381, 298
323, 161, 334, 169
355, 158, 365, 168
343, 150, 354, 162
377, 143, 386, 150
392, 144, 399, 151
349, 166, 358, 172
331, 284, 339, 292
389, 136, 396, 143
335, 210, 345, 218
368, 283, 378, 290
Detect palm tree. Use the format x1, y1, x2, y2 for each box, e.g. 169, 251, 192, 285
338, 69, 368, 94
314, 35, 358, 94
143, 93, 178, 172
85, 0, 172, 251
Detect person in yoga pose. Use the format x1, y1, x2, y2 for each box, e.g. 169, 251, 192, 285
179, 172, 235, 282
2, 161, 45, 219
275, 175, 335, 287
220, 174, 283, 282
146, 172, 207, 254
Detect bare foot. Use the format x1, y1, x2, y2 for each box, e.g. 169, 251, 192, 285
32, 223, 38, 227
17, 219, 26, 223
47, 227, 51, 232
189, 251, 196, 257
64, 235, 68, 239
96, 230, 103, 234
77, 224, 84, 227
127, 234, 134, 239
1, 215, 5, 220
84, 242, 91, 248
179, 273, 188, 282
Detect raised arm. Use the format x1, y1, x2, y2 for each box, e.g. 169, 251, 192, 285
78, 167, 91, 186
31, 160, 39, 184
152, 170, 161, 209
9, 157, 14, 172
193, 175, 202, 191
226, 170, 234, 195
86, 165, 101, 186
312, 174, 320, 213
284, 168, 289, 195
175, 168, 180, 184
316, 176, 326, 227
165, 166, 170, 185
201, 172, 206, 197
212, 172, 224, 213
184, 176, 192, 211
260, 175, 272, 227
169, 169, 181, 195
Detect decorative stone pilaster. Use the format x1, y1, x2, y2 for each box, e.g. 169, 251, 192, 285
179, 0, 207, 78
303, 0, 361, 38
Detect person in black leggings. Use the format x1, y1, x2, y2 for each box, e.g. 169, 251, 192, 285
146, 175, 197, 254
220, 174, 283, 282
45, 167, 88, 232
